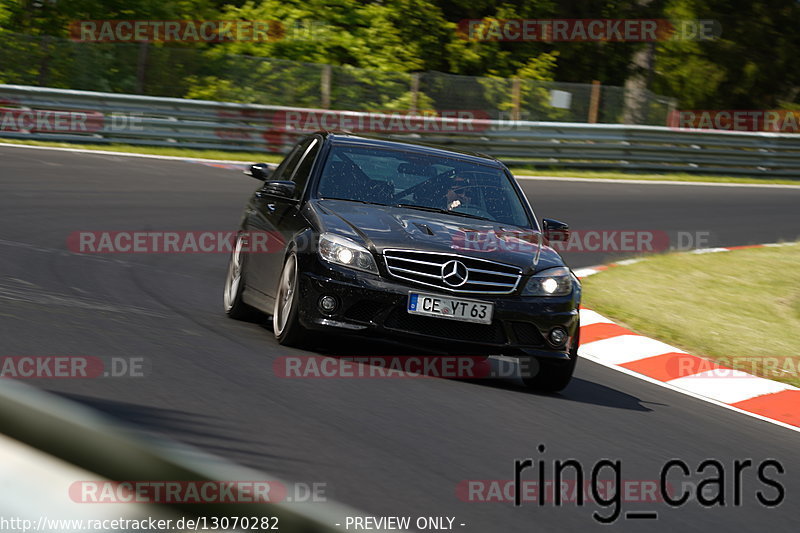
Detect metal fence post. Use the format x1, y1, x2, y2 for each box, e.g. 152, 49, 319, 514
588, 80, 601, 123
511, 78, 521, 121
321, 64, 332, 109
410, 72, 420, 113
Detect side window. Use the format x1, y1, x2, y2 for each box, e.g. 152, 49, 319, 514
270, 138, 310, 181
288, 137, 321, 198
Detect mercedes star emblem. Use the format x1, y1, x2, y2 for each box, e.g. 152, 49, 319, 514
441, 260, 469, 287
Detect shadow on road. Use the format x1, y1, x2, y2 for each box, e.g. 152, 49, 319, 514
51, 392, 301, 472
276, 331, 660, 413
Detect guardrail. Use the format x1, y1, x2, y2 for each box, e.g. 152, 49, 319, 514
2, 84, 800, 177
0, 378, 376, 532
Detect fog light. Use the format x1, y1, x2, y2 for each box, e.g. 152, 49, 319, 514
319, 295, 338, 313
548, 327, 568, 346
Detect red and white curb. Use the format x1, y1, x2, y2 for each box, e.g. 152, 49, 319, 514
575, 242, 800, 432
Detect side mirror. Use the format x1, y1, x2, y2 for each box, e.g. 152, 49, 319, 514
245, 163, 274, 181
258, 180, 296, 199
542, 218, 570, 242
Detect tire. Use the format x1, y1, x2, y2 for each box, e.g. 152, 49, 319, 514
519, 322, 579, 393
273, 252, 308, 346
223, 233, 257, 320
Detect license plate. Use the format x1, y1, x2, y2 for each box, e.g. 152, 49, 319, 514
407, 292, 493, 324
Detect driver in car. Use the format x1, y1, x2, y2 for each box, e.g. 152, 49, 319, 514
444, 175, 471, 210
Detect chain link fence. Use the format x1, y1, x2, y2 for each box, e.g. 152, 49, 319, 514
0, 32, 675, 125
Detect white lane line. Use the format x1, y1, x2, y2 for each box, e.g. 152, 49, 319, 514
0, 142, 256, 164
579, 335, 684, 365
515, 174, 800, 189
665, 371, 793, 404
573, 268, 600, 278
615, 258, 645, 266
578, 308, 615, 326
690, 247, 730, 254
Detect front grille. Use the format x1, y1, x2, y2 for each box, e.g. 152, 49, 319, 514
383, 249, 522, 294
384, 307, 506, 344
511, 322, 546, 346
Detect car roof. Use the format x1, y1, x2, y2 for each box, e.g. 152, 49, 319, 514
318, 131, 504, 168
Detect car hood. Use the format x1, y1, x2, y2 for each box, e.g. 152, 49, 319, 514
310, 199, 566, 274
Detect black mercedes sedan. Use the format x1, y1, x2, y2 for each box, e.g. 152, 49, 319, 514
224, 132, 581, 391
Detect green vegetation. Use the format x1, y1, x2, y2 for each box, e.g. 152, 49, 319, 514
1, 0, 799, 112
582, 243, 800, 387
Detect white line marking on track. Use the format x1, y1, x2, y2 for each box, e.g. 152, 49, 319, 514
615, 258, 645, 265
579, 335, 684, 365
0, 142, 256, 164
690, 247, 730, 254
573, 268, 599, 278
515, 174, 800, 189
665, 372, 792, 404
578, 309, 614, 326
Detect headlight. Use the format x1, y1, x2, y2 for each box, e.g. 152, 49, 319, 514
318, 233, 378, 274
522, 266, 573, 296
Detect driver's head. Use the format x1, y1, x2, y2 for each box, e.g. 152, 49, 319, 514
445, 175, 470, 209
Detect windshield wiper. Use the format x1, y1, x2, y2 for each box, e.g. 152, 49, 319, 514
393, 203, 491, 221
320, 197, 388, 206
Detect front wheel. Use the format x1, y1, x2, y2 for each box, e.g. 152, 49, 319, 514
519, 323, 579, 392
273, 253, 308, 346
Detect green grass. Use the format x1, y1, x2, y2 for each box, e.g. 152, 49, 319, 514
510, 168, 800, 186
582, 243, 800, 387
0, 138, 282, 163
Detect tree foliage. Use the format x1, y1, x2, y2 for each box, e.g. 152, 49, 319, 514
0, 0, 797, 112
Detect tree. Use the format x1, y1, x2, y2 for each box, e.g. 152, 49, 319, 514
653, 0, 800, 109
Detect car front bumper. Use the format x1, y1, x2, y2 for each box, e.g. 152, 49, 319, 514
294, 254, 580, 359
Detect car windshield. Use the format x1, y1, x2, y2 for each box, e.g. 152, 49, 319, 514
316, 144, 531, 227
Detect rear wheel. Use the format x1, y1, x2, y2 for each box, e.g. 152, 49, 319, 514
223, 233, 257, 320
519, 323, 579, 392
273, 253, 308, 346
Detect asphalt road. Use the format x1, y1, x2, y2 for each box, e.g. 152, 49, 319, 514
1, 145, 799, 532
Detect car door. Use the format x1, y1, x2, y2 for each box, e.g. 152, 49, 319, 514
247, 135, 322, 299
